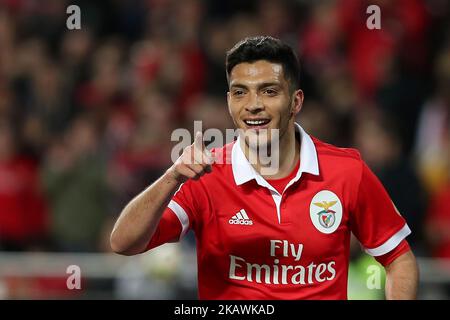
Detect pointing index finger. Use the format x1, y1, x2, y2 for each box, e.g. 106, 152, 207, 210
194, 131, 205, 151
193, 131, 214, 165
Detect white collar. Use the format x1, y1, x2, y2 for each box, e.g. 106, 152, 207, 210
231, 123, 319, 189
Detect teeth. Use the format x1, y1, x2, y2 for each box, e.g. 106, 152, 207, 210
245, 120, 268, 125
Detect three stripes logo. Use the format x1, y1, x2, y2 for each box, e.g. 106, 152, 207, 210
228, 209, 253, 225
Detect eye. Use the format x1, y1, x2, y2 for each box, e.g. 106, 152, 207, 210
232, 89, 245, 97
263, 88, 278, 96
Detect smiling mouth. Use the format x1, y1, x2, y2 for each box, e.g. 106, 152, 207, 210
243, 119, 271, 128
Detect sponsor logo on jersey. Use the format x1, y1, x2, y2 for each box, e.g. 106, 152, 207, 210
229, 209, 253, 225
310, 190, 342, 234
228, 239, 337, 286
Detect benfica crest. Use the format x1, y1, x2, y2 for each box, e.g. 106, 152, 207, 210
314, 201, 337, 228
310, 191, 343, 234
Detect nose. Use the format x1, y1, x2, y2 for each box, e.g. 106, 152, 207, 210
245, 92, 264, 114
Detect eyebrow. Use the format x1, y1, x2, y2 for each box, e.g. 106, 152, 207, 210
229, 81, 282, 90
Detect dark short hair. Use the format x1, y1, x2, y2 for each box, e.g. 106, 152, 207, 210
225, 36, 300, 90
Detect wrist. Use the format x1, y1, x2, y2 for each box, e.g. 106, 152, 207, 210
165, 166, 186, 185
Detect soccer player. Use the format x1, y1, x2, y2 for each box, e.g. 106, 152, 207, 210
110, 36, 419, 299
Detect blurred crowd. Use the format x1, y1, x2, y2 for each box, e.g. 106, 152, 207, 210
0, 0, 449, 266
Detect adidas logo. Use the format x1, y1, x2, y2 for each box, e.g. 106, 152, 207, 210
228, 209, 253, 225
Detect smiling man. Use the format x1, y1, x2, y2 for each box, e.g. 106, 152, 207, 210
227, 58, 301, 178
110, 36, 419, 300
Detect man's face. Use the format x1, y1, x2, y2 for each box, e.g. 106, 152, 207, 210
227, 60, 302, 150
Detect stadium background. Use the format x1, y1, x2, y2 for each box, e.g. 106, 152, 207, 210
0, 0, 449, 299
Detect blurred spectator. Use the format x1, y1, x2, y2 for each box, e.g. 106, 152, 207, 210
426, 119, 450, 258
41, 113, 109, 252
0, 119, 48, 251
22, 60, 74, 159
228, 13, 262, 46
338, 0, 429, 99
185, 94, 233, 134
256, 0, 296, 39
0, 10, 15, 81
298, 100, 341, 145
299, 0, 344, 78
128, 35, 205, 122
415, 46, 450, 195
200, 20, 232, 96
353, 109, 427, 252
107, 89, 174, 217
75, 38, 126, 115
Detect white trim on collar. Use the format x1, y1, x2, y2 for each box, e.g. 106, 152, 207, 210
231, 123, 319, 187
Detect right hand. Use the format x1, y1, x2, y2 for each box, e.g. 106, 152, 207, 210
167, 131, 214, 183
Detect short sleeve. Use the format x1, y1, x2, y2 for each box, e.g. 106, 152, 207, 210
350, 162, 411, 257
145, 180, 198, 251
374, 239, 411, 267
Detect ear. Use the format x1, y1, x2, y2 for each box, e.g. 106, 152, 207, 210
291, 89, 304, 117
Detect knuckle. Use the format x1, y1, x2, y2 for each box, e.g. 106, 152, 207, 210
193, 166, 203, 174
186, 171, 196, 179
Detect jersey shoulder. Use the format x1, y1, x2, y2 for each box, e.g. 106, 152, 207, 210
312, 136, 363, 169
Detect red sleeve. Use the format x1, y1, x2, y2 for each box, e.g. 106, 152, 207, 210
350, 161, 411, 258
374, 239, 411, 267
145, 180, 198, 251
145, 210, 182, 250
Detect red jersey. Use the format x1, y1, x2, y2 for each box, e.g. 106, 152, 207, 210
0, 157, 48, 244
147, 124, 411, 299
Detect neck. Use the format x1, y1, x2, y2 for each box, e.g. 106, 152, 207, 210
241, 124, 300, 179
